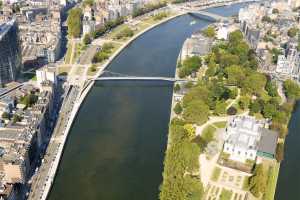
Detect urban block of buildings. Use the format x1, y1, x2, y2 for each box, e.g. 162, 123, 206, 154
238, 1, 300, 82
0, 65, 57, 199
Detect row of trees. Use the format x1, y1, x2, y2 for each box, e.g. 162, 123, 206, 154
114, 27, 134, 40
92, 17, 125, 39
159, 120, 204, 200
92, 43, 114, 63
67, 8, 83, 38
132, 2, 167, 17
178, 56, 202, 78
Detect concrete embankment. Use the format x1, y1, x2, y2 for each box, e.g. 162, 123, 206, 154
40, 82, 94, 200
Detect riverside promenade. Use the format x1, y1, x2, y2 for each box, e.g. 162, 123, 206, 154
29, 1, 257, 199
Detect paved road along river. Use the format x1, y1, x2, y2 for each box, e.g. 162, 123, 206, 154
48, 3, 300, 200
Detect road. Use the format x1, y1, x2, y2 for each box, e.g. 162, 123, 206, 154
28, 86, 79, 200
78, 45, 99, 65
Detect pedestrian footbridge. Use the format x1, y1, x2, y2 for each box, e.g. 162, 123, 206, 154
89, 70, 195, 83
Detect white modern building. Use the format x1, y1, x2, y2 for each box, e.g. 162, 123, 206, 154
36, 65, 57, 88
223, 116, 278, 163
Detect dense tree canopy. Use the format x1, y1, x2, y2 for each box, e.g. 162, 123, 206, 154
160, 123, 204, 200
83, 34, 92, 45
183, 100, 209, 125
283, 79, 300, 100
248, 164, 267, 197
93, 17, 125, 38
179, 56, 202, 78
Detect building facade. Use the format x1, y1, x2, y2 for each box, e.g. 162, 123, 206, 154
0, 19, 22, 86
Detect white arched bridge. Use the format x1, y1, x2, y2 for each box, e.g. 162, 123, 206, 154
88, 70, 195, 83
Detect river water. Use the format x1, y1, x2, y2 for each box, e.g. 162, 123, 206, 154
48, 3, 297, 200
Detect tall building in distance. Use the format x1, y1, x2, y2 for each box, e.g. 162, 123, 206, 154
0, 19, 22, 86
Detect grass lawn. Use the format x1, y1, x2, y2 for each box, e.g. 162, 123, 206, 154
263, 162, 280, 200
242, 176, 250, 190
211, 167, 221, 182
64, 43, 72, 64
107, 24, 131, 41
73, 43, 83, 63
219, 189, 233, 200
212, 121, 227, 128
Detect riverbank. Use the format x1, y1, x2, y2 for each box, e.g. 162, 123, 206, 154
93, 12, 185, 78
46, 1, 260, 199
160, 21, 297, 200
40, 11, 185, 200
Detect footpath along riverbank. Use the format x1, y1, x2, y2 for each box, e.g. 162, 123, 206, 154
42, 2, 257, 199
39, 10, 186, 200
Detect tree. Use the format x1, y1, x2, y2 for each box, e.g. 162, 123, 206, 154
227, 106, 237, 115
242, 72, 267, 94
183, 100, 209, 125
225, 65, 245, 86
202, 26, 216, 38
270, 121, 288, 138
229, 88, 238, 99
228, 30, 243, 45
205, 59, 217, 77
230, 41, 250, 63
283, 79, 300, 100
12, 114, 22, 124
287, 27, 299, 38
183, 124, 195, 139
262, 15, 272, 23
272, 8, 279, 14
219, 53, 240, 68
270, 48, 282, 64
174, 84, 180, 92
214, 101, 226, 115
83, 34, 92, 45
1, 112, 9, 119
179, 56, 202, 78
174, 102, 183, 115
83, 0, 94, 7
90, 64, 97, 72
239, 96, 251, 110
262, 103, 277, 118
265, 80, 278, 97
276, 143, 284, 162
249, 164, 267, 197
67, 8, 83, 38
114, 27, 134, 39
249, 100, 263, 114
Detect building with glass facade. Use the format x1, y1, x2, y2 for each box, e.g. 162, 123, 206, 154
0, 19, 22, 86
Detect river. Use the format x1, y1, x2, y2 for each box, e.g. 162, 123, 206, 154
47, 3, 296, 200
275, 101, 300, 200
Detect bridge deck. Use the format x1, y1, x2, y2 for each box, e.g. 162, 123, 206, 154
93, 77, 178, 82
